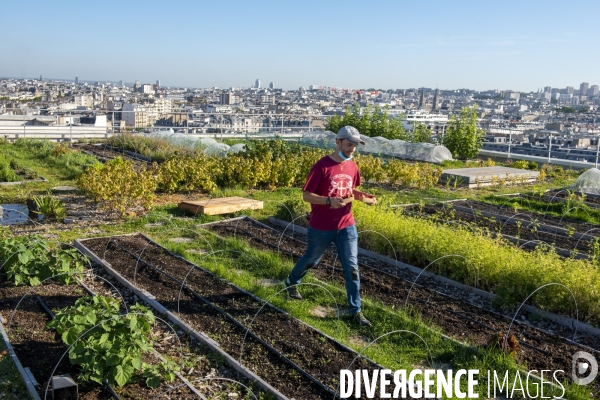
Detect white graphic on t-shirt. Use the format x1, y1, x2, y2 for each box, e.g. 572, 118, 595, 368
328, 173, 353, 198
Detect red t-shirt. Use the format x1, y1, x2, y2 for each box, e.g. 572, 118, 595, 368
302, 155, 361, 231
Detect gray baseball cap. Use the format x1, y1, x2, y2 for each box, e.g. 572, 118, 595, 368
336, 126, 365, 145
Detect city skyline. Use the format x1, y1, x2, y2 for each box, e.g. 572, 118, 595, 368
1, 0, 599, 91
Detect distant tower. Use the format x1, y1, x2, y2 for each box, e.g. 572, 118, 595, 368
580, 82, 589, 96
120, 80, 124, 87
156, 80, 161, 87
39, 74, 43, 81
419, 88, 425, 108
269, 81, 274, 89
432, 88, 439, 111
255, 79, 261, 89
75, 75, 79, 85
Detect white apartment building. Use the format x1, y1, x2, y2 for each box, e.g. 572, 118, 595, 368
122, 99, 173, 127
400, 111, 449, 133
74, 95, 93, 108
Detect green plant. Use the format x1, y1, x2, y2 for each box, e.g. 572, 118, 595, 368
0, 236, 85, 286
274, 198, 310, 223
512, 160, 528, 170
528, 161, 538, 170
33, 194, 67, 220
442, 105, 485, 160
77, 157, 157, 215
47, 296, 177, 388
0, 161, 19, 182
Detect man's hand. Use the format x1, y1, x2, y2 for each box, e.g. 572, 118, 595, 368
330, 197, 345, 209
353, 190, 377, 206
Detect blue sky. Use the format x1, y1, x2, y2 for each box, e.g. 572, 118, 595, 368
1, 0, 598, 91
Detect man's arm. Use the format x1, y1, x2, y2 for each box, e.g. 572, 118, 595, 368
302, 191, 346, 209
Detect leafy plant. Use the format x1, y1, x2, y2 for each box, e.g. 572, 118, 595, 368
0, 236, 85, 286
77, 157, 157, 215
33, 193, 67, 220
47, 296, 177, 388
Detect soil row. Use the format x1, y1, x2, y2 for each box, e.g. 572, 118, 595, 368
204, 218, 600, 390
81, 234, 390, 400
72, 144, 150, 168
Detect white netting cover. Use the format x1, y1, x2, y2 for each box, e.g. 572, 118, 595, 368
204, 143, 230, 157
198, 137, 218, 147
299, 131, 453, 163
569, 168, 600, 195
228, 143, 247, 154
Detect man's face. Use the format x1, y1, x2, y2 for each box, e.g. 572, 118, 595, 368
337, 139, 359, 158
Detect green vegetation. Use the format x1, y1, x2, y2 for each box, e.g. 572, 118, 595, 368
350, 201, 600, 324
325, 103, 408, 140
47, 295, 177, 388
558, 106, 577, 113
77, 157, 157, 214
0, 160, 19, 182
483, 191, 600, 225
33, 193, 67, 220
442, 105, 485, 160
0, 235, 86, 286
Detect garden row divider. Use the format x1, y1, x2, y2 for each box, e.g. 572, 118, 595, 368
74, 234, 290, 400
0, 319, 41, 400
0, 176, 48, 186
266, 216, 600, 339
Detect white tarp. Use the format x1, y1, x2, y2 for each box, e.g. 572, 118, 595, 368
299, 131, 453, 163
569, 168, 600, 195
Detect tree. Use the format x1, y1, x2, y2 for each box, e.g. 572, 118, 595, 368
325, 103, 407, 140
410, 122, 432, 143
442, 104, 484, 160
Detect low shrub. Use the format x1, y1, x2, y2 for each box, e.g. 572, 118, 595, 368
77, 157, 157, 215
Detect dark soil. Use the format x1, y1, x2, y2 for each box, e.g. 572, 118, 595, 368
0, 279, 199, 399
81, 234, 394, 400
543, 190, 600, 207
205, 218, 600, 390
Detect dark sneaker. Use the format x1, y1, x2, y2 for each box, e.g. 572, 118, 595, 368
283, 279, 302, 300
352, 312, 371, 327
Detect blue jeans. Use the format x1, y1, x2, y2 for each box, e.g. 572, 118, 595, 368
286, 224, 361, 315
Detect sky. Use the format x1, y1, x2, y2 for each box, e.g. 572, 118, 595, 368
1, 0, 599, 92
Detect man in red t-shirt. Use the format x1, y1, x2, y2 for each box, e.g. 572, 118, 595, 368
283, 126, 376, 327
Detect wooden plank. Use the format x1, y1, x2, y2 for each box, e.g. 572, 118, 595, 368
178, 196, 263, 216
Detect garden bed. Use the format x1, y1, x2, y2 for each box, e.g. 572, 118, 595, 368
77, 233, 391, 400
0, 279, 201, 399
202, 216, 600, 390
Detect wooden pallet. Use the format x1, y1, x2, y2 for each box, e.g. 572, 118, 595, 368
178, 197, 263, 216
